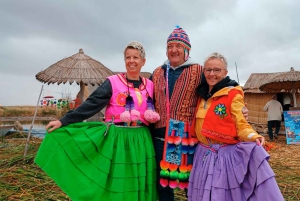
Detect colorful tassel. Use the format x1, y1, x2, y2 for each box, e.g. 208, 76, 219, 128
130, 109, 140, 122
144, 96, 160, 123
120, 95, 133, 123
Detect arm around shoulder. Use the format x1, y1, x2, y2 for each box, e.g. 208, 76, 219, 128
231, 94, 263, 142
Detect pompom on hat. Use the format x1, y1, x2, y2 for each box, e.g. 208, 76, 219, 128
167, 25, 191, 50
167, 25, 191, 61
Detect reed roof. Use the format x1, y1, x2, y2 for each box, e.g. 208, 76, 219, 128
243, 67, 300, 94
243, 72, 278, 93
35, 49, 114, 86
259, 67, 300, 93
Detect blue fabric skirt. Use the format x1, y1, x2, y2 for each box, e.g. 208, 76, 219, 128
188, 142, 284, 201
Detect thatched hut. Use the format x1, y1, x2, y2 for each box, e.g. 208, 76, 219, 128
243, 72, 300, 126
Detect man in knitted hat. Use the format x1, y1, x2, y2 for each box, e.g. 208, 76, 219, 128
150, 26, 201, 201
150, 26, 248, 201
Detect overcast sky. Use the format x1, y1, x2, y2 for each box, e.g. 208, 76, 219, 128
1, 0, 299, 106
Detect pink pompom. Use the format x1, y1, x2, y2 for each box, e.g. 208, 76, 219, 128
160, 178, 169, 187
169, 180, 178, 189
120, 111, 131, 123
130, 109, 140, 122
152, 111, 160, 122
144, 110, 161, 123
178, 182, 186, 190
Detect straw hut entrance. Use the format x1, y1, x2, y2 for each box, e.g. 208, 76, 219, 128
243, 72, 300, 134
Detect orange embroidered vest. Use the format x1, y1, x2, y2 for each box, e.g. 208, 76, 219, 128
152, 64, 202, 128
201, 88, 242, 144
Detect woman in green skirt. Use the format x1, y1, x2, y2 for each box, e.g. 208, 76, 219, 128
35, 41, 160, 201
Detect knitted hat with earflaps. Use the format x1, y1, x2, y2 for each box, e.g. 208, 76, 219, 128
167, 25, 191, 61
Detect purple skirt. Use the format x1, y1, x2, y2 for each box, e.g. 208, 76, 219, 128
188, 142, 284, 201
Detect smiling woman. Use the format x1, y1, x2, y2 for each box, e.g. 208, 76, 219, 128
35, 41, 160, 201
124, 42, 146, 80
187, 52, 284, 201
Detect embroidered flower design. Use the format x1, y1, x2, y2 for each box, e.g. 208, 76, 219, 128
166, 153, 181, 165
214, 104, 227, 118
116, 93, 127, 106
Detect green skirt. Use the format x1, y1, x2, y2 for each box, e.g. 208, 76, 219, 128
35, 122, 157, 201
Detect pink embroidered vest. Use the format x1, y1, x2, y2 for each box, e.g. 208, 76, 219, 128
105, 74, 153, 125
152, 64, 202, 128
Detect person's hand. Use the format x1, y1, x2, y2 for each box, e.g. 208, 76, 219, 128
256, 136, 265, 146
46, 120, 62, 133
242, 103, 249, 121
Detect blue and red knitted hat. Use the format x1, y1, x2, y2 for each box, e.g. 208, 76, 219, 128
167, 26, 191, 50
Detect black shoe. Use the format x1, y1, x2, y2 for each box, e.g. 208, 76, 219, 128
274, 134, 278, 139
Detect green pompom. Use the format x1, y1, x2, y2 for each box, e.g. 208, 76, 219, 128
169, 171, 179, 180
178, 172, 188, 181
160, 170, 170, 178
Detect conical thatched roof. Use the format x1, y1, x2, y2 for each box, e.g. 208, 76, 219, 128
259, 67, 300, 93
243, 72, 278, 93
36, 49, 114, 86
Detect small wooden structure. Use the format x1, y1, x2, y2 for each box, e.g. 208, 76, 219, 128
260, 67, 300, 107
243, 72, 300, 126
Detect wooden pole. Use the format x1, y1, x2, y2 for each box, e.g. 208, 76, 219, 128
292, 90, 297, 107
80, 81, 86, 104
23, 85, 43, 159
235, 62, 240, 84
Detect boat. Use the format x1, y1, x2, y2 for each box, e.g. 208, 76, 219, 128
0, 125, 15, 137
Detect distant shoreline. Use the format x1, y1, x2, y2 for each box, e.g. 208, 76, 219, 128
0, 116, 57, 122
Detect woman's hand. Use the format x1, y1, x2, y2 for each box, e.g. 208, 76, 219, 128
46, 120, 62, 133
242, 103, 249, 121
256, 136, 265, 146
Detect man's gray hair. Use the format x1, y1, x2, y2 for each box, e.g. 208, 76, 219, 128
204, 52, 228, 68
124, 41, 146, 59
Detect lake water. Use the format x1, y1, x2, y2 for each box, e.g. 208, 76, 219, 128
1, 120, 47, 138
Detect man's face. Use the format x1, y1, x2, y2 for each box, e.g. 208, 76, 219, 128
167, 42, 185, 67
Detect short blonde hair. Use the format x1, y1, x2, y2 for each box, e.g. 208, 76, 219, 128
204, 52, 227, 69
124, 41, 146, 59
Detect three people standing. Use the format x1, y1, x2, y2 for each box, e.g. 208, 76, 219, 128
35, 27, 284, 201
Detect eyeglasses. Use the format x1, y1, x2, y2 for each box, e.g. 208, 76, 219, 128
203, 68, 227, 75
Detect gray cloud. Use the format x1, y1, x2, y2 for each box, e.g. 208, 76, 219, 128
0, 0, 299, 105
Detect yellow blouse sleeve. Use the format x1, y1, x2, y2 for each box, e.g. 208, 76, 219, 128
231, 94, 263, 142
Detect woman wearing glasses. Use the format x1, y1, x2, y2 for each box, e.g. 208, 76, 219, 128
187, 53, 284, 201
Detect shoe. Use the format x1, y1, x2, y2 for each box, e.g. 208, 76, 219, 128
274, 134, 278, 139
269, 139, 274, 142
